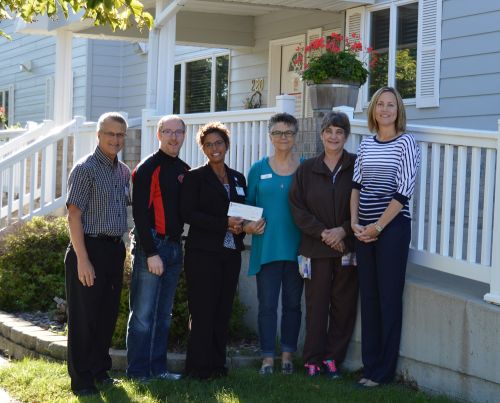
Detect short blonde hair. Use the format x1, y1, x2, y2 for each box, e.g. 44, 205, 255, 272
157, 115, 186, 133
196, 122, 230, 148
367, 87, 406, 133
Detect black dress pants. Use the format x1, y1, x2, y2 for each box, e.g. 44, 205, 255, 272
184, 247, 241, 379
65, 237, 125, 392
356, 215, 411, 383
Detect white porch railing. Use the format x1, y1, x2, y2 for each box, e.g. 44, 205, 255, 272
2, 104, 500, 303
141, 101, 500, 303
0, 117, 97, 229
347, 119, 500, 304
141, 95, 296, 176
0, 121, 55, 195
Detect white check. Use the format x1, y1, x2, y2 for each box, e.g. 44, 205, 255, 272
227, 202, 263, 222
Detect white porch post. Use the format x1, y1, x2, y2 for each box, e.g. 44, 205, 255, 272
145, 28, 159, 109
53, 30, 73, 125
484, 118, 500, 305
156, 16, 176, 114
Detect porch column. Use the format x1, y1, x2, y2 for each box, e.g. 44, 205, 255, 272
145, 28, 159, 109
53, 30, 73, 125
484, 118, 500, 305
156, 15, 176, 114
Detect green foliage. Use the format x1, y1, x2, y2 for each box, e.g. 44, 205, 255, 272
0, 216, 69, 312
0, 215, 250, 350
112, 265, 251, 349
293, 34, 375, 86
111, 251, 132, 349
0, 0, 153, 39
302, 51, 369, 85
369, 49, 417, 99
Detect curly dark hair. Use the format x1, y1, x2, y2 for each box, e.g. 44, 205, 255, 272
196, 121, 230, 148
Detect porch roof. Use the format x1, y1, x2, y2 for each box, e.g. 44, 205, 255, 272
15, 0, 373, 45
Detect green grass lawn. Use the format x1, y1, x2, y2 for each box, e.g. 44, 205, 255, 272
0, 358, 455, 403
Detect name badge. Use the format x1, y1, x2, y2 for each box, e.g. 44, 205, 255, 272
236, 186, 245, 196
260, 173, 272, 180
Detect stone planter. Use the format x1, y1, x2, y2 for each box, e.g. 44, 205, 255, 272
308, 80, 360, 112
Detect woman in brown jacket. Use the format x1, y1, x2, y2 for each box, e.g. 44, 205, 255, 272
289, 111, 358, 378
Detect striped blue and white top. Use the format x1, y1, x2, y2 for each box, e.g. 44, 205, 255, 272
353, 133, 420, 223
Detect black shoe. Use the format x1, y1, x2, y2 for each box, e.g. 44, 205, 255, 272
73, 387, 99, 396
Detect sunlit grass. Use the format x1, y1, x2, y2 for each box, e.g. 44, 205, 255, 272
0, 357, 456, 403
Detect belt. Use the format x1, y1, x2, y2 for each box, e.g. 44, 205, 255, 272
86, 234, 123, 243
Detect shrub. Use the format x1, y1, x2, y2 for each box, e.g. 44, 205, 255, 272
0, 217, 69, 312
0, 216, 251, 350
112, 265, 251, 349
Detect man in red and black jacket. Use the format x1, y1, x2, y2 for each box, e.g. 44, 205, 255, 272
126, 115, 189, 381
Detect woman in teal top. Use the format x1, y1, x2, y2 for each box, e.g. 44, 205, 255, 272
244, 112, 303, 376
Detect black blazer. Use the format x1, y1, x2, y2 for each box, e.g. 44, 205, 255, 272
181, 163, 247, 252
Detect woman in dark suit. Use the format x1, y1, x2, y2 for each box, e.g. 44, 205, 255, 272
181, 122, 246, 380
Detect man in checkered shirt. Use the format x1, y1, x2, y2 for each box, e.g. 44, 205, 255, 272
64, 112, 131, 396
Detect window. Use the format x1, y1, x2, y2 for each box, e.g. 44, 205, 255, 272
369, 2, 418, 99
0, 89, 9, 127
173, 54, 229, 114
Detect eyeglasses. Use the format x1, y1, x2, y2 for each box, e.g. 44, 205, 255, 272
270, 130, 296, 138
160, 129, 185, 137
203, 139, 226, 149
101, 131, 126, 139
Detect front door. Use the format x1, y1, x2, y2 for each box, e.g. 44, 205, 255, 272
280, 43, 303, 117
268, 35, 305, 118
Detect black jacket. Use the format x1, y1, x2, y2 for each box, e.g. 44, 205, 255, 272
132, 150, 189, 257
181, 163, 247, 252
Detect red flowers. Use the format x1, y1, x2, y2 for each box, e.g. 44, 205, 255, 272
292, 33, 378, 85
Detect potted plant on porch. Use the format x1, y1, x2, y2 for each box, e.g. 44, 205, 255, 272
292, 33, 377, 111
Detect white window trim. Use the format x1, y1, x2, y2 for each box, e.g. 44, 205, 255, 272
364, 0, 419, 107
175, 50, 230, 114
0, 86, 14, 125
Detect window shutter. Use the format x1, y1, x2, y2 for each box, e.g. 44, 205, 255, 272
416, 0, 442, 108
304, 28, 322, 118
345, 7, 366, 112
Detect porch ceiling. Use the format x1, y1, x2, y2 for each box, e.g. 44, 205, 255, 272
177, 0, 373, 15
16, 0, 373, 43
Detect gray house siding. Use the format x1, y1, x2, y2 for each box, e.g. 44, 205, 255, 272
229, 10, 345, 111
367, 0, 500, 131
72, 38, 89, 118
0, 20, 90, 125
120, 43, 148, 119
0, 20, 55, 124
87, 40, 122, 121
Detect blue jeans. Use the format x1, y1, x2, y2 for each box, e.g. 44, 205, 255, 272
126, 230, 183, 378
256, 261, 304, 358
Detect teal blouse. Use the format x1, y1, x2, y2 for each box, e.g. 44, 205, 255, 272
246, 157, 302, 276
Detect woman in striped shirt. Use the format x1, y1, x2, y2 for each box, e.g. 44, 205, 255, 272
350, 87, 420, 387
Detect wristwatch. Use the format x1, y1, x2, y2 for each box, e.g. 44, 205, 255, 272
374, 223, 384, 233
